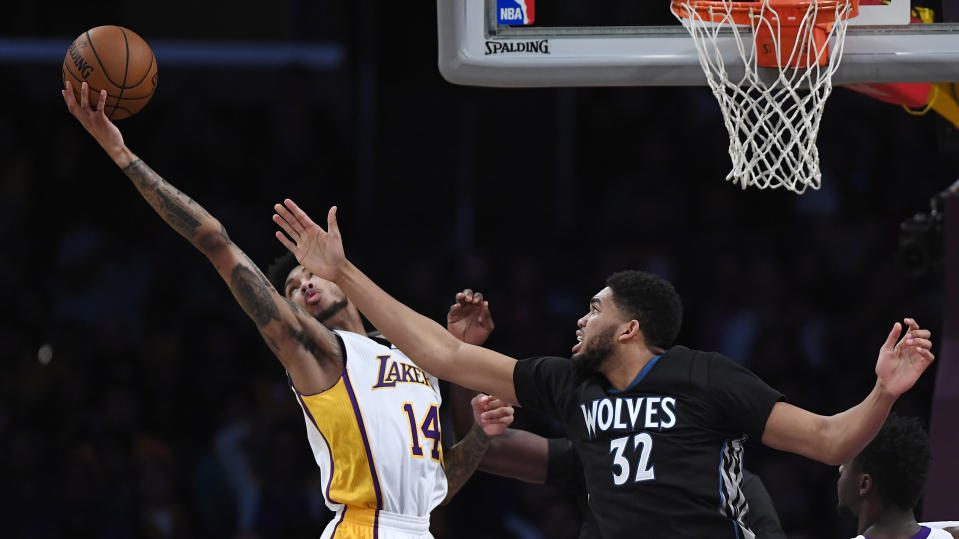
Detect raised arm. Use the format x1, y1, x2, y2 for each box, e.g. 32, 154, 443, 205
63, 82, 341, 394
272, 200, 520, 403
761, 319, 934, 465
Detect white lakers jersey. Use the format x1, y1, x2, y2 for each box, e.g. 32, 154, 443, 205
292, 330, 447, 534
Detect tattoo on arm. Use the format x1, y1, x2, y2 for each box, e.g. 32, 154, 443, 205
231, 264, 281, 327
442, 423, 490, 504
122, 159, 214, 241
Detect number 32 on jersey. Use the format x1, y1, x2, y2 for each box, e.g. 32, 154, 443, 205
610, 432, 655, 485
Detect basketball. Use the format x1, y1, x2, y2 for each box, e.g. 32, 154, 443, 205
62, 26, 158, 120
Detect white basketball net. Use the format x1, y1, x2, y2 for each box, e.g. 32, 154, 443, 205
672, 0, 857, 194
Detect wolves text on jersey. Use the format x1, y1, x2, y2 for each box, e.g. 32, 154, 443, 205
580, 396, 677, 440
372, 355, 436, 390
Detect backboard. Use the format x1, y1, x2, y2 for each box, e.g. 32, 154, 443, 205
438, 0, 959, 87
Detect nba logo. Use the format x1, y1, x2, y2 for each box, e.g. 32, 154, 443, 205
497, 0, 534, 26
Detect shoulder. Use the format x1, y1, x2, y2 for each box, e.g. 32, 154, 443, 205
515, 356, 577, 379
651, 345, 726, 385
337, 329, 387, 350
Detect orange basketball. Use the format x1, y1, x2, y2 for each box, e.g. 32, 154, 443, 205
62, 26, 158, 120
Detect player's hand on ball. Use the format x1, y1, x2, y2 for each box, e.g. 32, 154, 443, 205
875, 318, 934, 397
273, 200, 348, 281
62, 80, 124, 156
447, 289, 495, 346
472, 394, 513, 437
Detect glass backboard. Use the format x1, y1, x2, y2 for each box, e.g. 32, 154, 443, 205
438, 0, 959, 86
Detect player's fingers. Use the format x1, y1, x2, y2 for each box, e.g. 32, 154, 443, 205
80, 81, 90, 109
907, 328, 931, 340
482, 408, 513, 421
904, 317, 919, 331
275, 231, 297, 254
273, 213, 301, 242
472, 292, 483, 304
883, 322, 902, 350
326, 206, 339, 236
96, 89, 107, 115
62, 81, 76, 110
274, 203, 303, 234
906, 338, 933, 350
284, 198, 319, 229
484, 398, 509, 409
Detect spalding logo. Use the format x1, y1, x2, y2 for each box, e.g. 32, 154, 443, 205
68, 41, 95, 79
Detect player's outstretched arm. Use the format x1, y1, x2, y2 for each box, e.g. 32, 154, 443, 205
762, 319, 934, 465
273, 200, 520, 403
62, 82, 342, 394
442, 394, 514, 503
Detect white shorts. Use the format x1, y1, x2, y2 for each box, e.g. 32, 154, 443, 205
321, 506, 434, 539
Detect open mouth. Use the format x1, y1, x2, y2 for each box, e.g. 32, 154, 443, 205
572, 332, 583, 353
305, 290, 322, 305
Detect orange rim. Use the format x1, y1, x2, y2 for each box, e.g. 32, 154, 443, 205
671, 0, 859, 26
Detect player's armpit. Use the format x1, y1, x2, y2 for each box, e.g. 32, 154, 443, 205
208, 243, 344, 394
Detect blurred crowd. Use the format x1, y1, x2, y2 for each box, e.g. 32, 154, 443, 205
1, 2, 954, 537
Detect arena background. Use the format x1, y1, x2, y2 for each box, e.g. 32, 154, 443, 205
0, 1, 954, 538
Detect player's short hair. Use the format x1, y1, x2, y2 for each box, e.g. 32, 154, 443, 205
267, 252, 300, 296
605, 270, 683, 349
852, 413, 932, 510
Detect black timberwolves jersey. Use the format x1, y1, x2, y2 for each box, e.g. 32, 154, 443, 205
514, 346, 782, 539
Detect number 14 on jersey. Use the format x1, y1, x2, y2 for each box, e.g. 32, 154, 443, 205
403, 403, 442, 462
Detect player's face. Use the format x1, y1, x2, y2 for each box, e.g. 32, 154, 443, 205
283, 265, 349, 322
571, 287, 622, 372
836, 462, 860, 518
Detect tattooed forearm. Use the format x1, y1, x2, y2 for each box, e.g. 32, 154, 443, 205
442, 423, 490, 504
122, 158, 214, 241
154, 187, 201, 237
231, 264, 281, 327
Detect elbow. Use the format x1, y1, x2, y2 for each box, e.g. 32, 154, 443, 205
819, 419, 852, 466
196, 220, 231, 255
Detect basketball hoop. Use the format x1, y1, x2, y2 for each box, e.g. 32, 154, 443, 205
671, 0, 860, 193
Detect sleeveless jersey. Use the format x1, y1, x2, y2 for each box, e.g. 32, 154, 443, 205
291, 330, 447, 533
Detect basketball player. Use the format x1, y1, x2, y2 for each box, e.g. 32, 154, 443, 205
449, 394, 786, 538
61, 82, 514, 539
271, 200, 936, 539
838, 414, 952, 539
446, 294, 786, 539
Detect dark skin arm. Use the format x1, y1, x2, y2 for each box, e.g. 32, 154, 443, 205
450, 384, 549, 483
62, 81, 342, 394
442, 394, 514, 503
